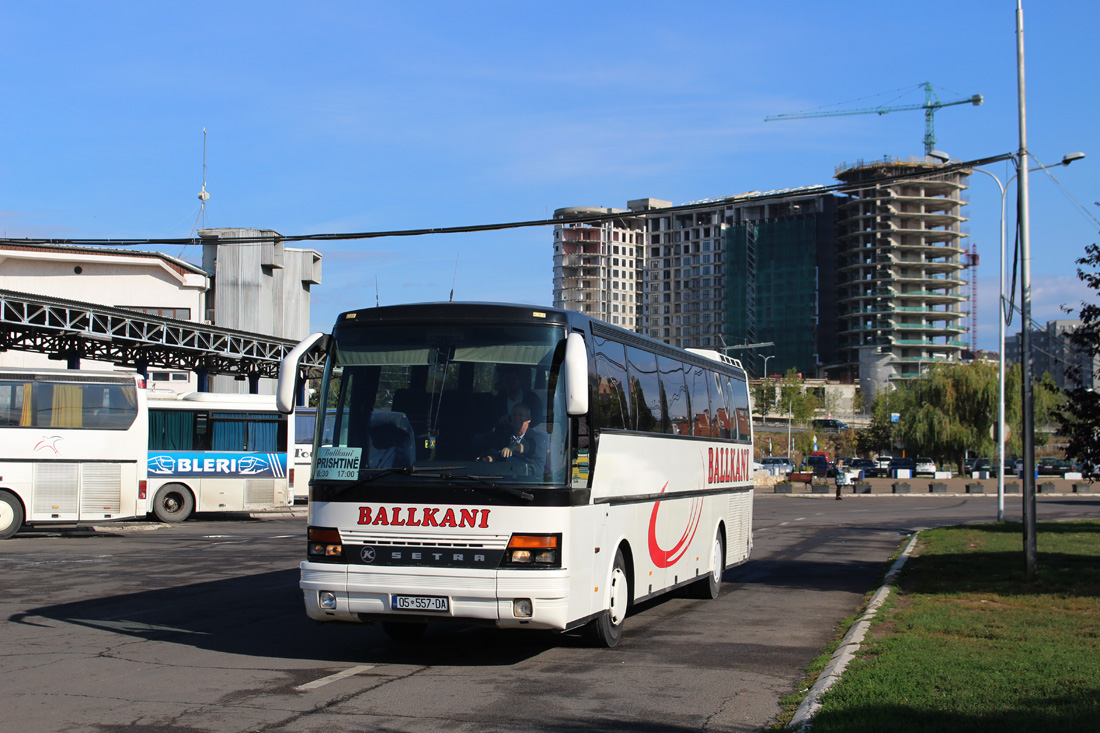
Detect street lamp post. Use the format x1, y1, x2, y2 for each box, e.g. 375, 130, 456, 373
761, 354, 774, 380
972, 151, 1085, 523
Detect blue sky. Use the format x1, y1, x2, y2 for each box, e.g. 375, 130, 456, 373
2, 1, 1096, 352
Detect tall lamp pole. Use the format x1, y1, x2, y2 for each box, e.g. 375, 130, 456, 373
1016, 0, 1038, 577
972, 151, 1084, 523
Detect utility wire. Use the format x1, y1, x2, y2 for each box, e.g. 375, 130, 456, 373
0, 153, 1014, 249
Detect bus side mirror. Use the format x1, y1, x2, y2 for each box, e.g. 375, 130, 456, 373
565, 332, 589, 417
276, 332, 327, 414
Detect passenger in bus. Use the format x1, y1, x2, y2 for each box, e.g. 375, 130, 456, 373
476, 402, 547, 477
495, 366, 543, 427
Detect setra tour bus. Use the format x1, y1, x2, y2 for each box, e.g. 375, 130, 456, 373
146, 392, 293, 522
0, 367, 149, 539
277, 303, 754, 646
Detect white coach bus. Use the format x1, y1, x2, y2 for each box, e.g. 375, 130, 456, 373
278, 303, 754, 646
0, 368, 149, 539
146, 392, 293, 522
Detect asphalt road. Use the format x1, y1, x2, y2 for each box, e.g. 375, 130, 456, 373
2, 495, 1099, 733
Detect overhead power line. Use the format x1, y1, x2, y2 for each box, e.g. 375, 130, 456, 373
0, 153, 1014, 249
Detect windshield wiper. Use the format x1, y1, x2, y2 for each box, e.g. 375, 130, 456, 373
411, 472, 535, 502
323, 466, 450, 497
319, 467, 533, 501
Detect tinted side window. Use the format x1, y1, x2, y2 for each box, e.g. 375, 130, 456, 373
593, 337, 629, 431
712, 372, 731, 439
658, 355, 688, 435
687, 364, 713, 437
626, 347, 662, 433
730, 376, 751, 443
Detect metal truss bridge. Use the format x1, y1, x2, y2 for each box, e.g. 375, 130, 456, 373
0, 289, 325, 389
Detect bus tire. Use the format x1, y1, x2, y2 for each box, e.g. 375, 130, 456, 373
688, 530, 725, 600
381, 621, 427, 642
152, 484, 194, 523
588, 548, 629, 648
0, 491, 24, 540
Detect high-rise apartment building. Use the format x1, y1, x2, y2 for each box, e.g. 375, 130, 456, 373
551, 156, 972, 386
552, 201, 665, 331
553, 190, 839, 377
834, 157, 971, 397
1006, 319, 1098, 391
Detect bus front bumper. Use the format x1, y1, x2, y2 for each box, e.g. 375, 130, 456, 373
300, 561, 572, 630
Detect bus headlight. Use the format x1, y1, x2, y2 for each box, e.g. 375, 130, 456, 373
513, 598, 533, 618
319, 591, 338, 610
501, 534, 561, 568
308, 526, 343, 560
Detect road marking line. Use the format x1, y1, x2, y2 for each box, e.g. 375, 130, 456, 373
779, 521, 790, 526
796, 517, 806, 521
295, 665, 374, 691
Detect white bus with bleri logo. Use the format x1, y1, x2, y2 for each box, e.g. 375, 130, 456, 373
0, 368, 149, 539
277, 303, 754, 646
146, 392, 294, 522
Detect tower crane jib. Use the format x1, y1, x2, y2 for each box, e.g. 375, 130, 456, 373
765, 82, 983, 156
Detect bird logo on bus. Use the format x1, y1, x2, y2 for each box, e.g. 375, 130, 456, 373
33, 436, 63, 456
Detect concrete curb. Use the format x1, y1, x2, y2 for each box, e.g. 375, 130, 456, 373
789, 532, 921, 731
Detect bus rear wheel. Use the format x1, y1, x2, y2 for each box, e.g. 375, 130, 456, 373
152, 484, 194, 523
587, 549, 629, 648
0, 491, 24, 540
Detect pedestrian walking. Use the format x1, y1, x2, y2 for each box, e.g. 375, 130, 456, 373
835, 459, 850, 500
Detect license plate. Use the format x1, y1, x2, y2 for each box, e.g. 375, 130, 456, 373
391, 594, 449, 612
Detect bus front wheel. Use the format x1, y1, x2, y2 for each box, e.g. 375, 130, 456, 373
588, 548, 629, 648
152, 484, 194, 523
0, 491, 24, 540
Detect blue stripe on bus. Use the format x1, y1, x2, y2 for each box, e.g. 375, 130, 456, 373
147, 452, 288, 479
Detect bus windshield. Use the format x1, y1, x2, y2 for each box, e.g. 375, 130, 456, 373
314, 322, 569, 487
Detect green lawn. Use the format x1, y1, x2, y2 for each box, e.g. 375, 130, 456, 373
797, 520, 1100, 732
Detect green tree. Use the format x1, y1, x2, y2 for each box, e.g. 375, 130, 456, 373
894, 361, 1063, 471
751, 378, 777, 418
776, 368, 819, 426
1057, 240, 1100, 471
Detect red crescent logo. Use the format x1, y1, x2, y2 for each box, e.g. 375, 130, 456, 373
647, 482, 703, 568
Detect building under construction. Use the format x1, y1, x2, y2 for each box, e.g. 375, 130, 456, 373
834, 156, 971, 397
551, 156, 973, 389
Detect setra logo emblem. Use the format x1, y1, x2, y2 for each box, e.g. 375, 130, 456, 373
360, 546, 377, 564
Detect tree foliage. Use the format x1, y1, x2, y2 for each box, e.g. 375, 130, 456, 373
1057, 240, 1100, 470
857, 361, 1062, 471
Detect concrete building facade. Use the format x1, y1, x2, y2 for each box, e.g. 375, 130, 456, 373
1006, 319, 1098, 391
834, 157, 972, 401
552, 189, 840, 378
0, 229, 321, 394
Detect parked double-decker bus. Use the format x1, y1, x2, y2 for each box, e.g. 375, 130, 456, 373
278, 303, 754, 646
146, 392, 293, 522
0, 368, 149, 539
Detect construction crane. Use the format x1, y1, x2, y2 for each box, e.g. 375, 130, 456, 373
765, 82, 983, 156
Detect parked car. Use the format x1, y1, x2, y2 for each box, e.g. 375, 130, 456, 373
849, 458, 875, 479
812, 418, 850, 434
972, 458, 993, 475
992, 458, 1018, 477
760, 456, 795, 475
869, 454, 893, 478
915, 457, 936, 476
802, 453, 834, 478
1038, 457, 1075, 477
888, 457, 916, 477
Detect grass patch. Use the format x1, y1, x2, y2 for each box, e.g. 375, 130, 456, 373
806, 520, 1100, 732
